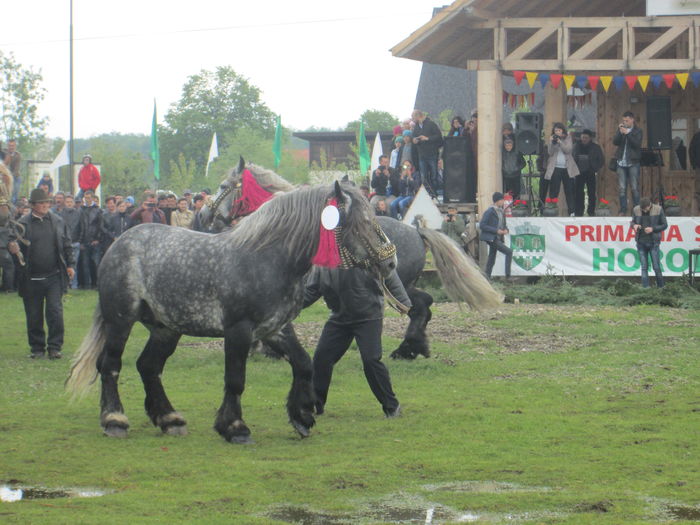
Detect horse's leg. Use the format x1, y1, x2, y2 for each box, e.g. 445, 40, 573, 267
98, 320, 134, 437
136, 326, 186, 436
264, 323, 315, 438
391, 288, 434, 360
214, 319, 253, 443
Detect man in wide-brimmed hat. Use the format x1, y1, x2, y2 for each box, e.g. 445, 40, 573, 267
8, 188, 75, 359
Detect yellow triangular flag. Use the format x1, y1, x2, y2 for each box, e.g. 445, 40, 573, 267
600, 76, 613, 92
526, 72, 538, 89
637, 75, 650, 92
563, 74, 576, 90
676, 72, 689, 89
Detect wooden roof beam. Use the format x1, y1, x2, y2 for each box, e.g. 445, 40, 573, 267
568, 26, 621, 60
506, 25, 559, 60
634, 25, 689, 59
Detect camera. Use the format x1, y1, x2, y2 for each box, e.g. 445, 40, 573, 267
551, 135, 559, 143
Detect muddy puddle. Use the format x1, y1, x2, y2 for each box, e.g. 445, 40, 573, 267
266, 503, 568, 524
0, 483, 108, 502
666, 504, 700, 520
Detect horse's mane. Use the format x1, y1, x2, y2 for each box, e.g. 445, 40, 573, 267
228, 163, 295, 193
230, 183, 373, 262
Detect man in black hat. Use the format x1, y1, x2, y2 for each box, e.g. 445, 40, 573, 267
479, 192, 512, 279
8, 188, 75, 359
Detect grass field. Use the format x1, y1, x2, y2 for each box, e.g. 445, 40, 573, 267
1, 289, 699, 524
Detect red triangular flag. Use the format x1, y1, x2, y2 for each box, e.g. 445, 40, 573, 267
513, 71, 526, 85
624, 75, 637, 90
663, 74, 675, 89
588, 76, 600, 90
550, 74, 563, 89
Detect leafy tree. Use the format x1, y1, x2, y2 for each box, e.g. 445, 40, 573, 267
166, 153, 197, 195
160, 66, 276, 179
86, 137, 151, 197
208, 126, 310, 187
0, 51, 48, 146
344, 109, 399, 132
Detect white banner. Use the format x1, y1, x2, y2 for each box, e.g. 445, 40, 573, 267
489, 217, 700, 276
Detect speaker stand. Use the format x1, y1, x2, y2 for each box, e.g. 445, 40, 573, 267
524, 155, 539, 216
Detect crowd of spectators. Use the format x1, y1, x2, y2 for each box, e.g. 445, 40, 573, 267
0, 164, 213, 292
367, 109, 479, 222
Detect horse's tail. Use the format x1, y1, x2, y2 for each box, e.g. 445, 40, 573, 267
65, 306, 106, 397
417, 227, 503, 310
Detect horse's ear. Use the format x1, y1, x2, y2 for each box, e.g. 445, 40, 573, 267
333, 181, 345, 204
238, 156, 245, 173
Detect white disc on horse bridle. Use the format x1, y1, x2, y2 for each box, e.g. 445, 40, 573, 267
321, 205, 340, 230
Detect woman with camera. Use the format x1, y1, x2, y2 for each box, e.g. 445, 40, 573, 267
543, 122, 579, 216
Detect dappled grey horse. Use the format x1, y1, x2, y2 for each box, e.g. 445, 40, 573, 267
203, 160, 502, 359
66, 182, 398, 443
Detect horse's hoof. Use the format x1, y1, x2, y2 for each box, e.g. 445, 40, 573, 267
291, 420, 311, 438
157, 413, 187, 435
390, 350, 415, 360
164, 424, 188, 436
103, 425, 128, 438
227, 434, 253, 444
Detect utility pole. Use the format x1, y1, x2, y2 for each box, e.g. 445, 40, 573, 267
69, 0, 74, 193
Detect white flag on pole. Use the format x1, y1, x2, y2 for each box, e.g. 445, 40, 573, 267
370, 132, 383, 173
49, 141, 69, 172
205, 132, 218, 178
49, 141, 69, 190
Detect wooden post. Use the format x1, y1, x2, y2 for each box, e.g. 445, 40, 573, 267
476, 69, 503, 216
543, 83, 568, 215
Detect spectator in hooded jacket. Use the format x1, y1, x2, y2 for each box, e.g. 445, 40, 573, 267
76, 154, 101, 200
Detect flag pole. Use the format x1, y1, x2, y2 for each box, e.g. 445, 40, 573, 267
69, 0, 74, 194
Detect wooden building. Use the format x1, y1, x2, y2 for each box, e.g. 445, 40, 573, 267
292, 131, 396, 168
392, 0, 700, 216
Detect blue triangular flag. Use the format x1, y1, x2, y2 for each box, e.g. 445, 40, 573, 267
613, 76, 626, 91
538, 73, 550, 88
692, 72, 700, 88
576, 76, 588, 89
651, 75, 663, 89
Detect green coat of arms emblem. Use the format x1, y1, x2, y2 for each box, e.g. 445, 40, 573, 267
510, 222, 545, 271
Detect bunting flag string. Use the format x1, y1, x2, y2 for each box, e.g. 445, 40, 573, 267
637, 75, 650, 92
502, 92, 537, 109
506, 70, 699, 92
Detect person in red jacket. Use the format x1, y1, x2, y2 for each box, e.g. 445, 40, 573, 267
77, 154, 101, 199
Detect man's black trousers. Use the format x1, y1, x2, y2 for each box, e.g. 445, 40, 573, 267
312, 318, 399, 415
22, 273, 64, 354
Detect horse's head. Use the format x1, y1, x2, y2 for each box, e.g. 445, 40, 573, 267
328, 181, 397, 279
199, 157, 295, 233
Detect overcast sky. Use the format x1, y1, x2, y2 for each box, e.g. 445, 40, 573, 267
2, 1, 443, 139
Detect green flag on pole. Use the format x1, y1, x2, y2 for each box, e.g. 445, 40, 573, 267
273, 115, 282, 169
151, 100, 160, 180
358, 120, 370, 175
